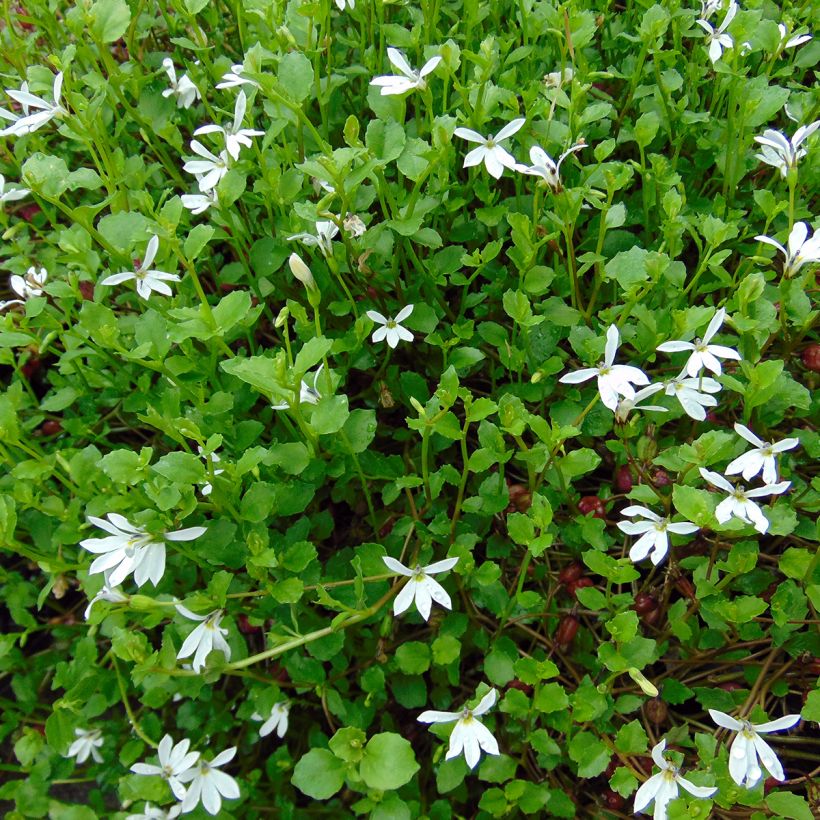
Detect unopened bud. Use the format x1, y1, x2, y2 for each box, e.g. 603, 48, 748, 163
628, 667, 659, 697
288, 253, 317, 291
409, 396, 425, 417
275, 306, 290, 328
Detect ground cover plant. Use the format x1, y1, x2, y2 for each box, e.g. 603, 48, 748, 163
0, 0, 818, 817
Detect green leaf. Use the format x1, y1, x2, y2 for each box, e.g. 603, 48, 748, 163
291, 749, 347, 799
213, 290, 252, 334
22, 153, 70, 198
278, 52, 314, 102
395, 642, 431, 675
152, 452, 205, 484
329, 727, 366, 763
294, 337, 332, 374
765, 792, 814, 820
359, 733, 420, 791
311, 395, 350, 435
366, 120, 407, 163
89, 0, 131, 42
672, 484, 715, 527
604, 246, 649, 294
221, 355, 282, 394
568, 731, 611, 777
615, 720, 648, 754
184, 224, 215, 261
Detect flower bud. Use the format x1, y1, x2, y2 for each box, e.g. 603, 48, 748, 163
288, 253, 317, 291
628, 667, 659, 697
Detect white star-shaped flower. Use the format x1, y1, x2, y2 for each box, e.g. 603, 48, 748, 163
161, 58, 200, 109
1, 266, 48, 311
252, 701, 290, 738
724, 423, 799, 485
178, 747, 240, 816
370, 48, 442, 95
453, 118, 526, 179
383, 555, 458, 620
176, 605, 232, 673
79, 513, 206, 588
709, 710, 801, 788
101, 235, 180, 300
514, 141, 585, 190
661, 370, 721, 420
0, 71, 65, 136
754, 120, 820, 178
699, 468, 790, 533
418, 688, 500, 770
634, 739, 717, 819
66, 728, 104, 764
777, 24, 811, 51
696, 1, 737, 63
126, 803, 181, 820
614, 383, 668, 423
559, 324, 649, 411
656, 307, 740, 377
183, 140, 231, 191
216, 63, 260, 90
617, 506, 699, 565
194, 90, 264, 161
756, 221, 820, 277
271, 363, 324, 411
287, 220, 339, 258
0, 173, 29, 204
366, 305, 414, 349
131, 734, 200, 801
181, 188, 218, 216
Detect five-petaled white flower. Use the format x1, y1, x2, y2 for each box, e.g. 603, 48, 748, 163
383, 555, 458, 620
183, 140, 230, 192
777, 25, 812, 52
84, 583, 128, 619
656, 308, 740, 377
271, 363, 324, 411
662, 371, 721, 420
287, 220, 339, 258
252, 701, 290, 739
194, 90, 264, 161
161, 59, 200, 109
514, 141, 585, 190
418, 688, 500, 770
131, 734, 200, 801
708, 710, 801, 788
176, 605, 232, 673
101, 235, 180, 300
80, 513, 207, 588
181, 188, 218, 216
0, 71, 65, 136
617, 507, 699, 566
699, 468, 790, 533
696, 1, 737, 64
724, 423, 799, 485
178, 747, 240, 816
67, 728, 104, 764
559, 324, 649, 411
754, 121, 820, 178
216, 63, 260, 90
0, 266, 48, 311
126, 803, 181, 820
756, 221, 820, 277
543, 67, 574, 87
614, 383, 668, 423
0, 173, 29, 204
367, 305, 414, 349
634, 739, 717, 820
454, 118, 526, 179
370, 48, 442, 95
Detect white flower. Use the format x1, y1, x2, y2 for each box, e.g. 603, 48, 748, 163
66, 728, 103, 764
271, 364, 324, 411
543, 67, 574, 87
0, 71, 65, 136
252, 701, 289, 738
699, 468, 790, 533
559, 324, 650, 411
699, 0, 723, 19
366, 304, 414, 349
617, 507, 699, 566
131, 734, 200, 801
418, 688, 500, 770
194, 91, 264, 161
656, 307, 740, 377
197, 446, 224, 496
176, 605, 231, 673
634, 739, 717, 819
754, 121, 820, 178
178, 747, 240, 816
335, 0, 355, 10
216, 63, 260, 90
696, 1, 737, 64
126, 803, 181, 820
777, 24, 811, 51
1, 266, 48, 311
161, 59, 200, 109
756, 221, 820, 277
101, 235, 181, 300
183, 140, 230, 191
287, 220, 339, 258
724, 423, 799, 485
79, 513, 207, 588
514, 141, 585, 190
614, 383, 668, 423
453, 118, 526, 179
662, 371, 721, 420
181, 188, 218, 216
84, 584, 128, 619
0, 173, 29, 204
382, 555, 458, 620
708, 710, 801, 788
343, 213, 367, 237
370, 48, 441, 95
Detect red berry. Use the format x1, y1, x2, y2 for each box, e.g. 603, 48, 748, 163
602, 789, 624, 810
718, 682, 743, 691
578, 496, 606, 518
558, 562, 584, 584
507, 679, 533, 696
555, 615, 579, 648
565, 577, 594, 598
645, 698, 668, 724
802, 344, 820, 373
614, 466, 633, 493
78, 281, 94, 301
41, 420, 62, 436
652, 469, 671, 487
237, 614, 261, 634
20, 355, 41, 379
633, 593, 658, 614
